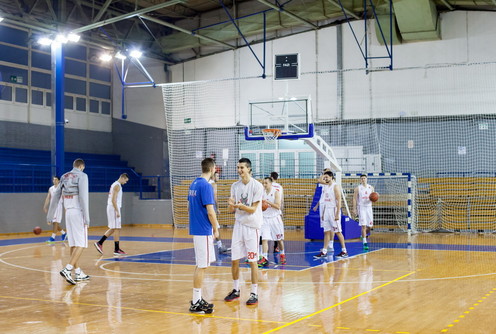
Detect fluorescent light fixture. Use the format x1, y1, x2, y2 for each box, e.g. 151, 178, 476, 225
67, 33, 80, 43
38, 37, 53, 46
55, 34, 68, 43
290, 97, 297, 101
129, 50, 142, 58
0, 17, 4, 23
115, 52, 126, 60
99, 53, 112, 62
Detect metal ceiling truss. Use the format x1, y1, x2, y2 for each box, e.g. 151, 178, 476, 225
337, 0, 393, 71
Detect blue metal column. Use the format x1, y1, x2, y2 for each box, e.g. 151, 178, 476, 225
51, 42, 65, 177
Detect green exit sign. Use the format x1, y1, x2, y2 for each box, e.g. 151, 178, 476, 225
184, 118, 192, 124
10, 75, 17, 83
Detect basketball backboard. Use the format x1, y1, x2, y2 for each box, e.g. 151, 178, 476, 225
244, 97, 313, 141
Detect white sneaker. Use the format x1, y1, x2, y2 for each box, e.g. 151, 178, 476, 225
60, 268, 76, 285
75, 271, 90, 281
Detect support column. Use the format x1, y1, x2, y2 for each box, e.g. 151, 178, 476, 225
51, 42, 65, 177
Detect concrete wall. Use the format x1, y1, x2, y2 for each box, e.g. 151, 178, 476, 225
0, 193, 173, 234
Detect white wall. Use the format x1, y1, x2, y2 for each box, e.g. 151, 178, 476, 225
165, 11, 496, 124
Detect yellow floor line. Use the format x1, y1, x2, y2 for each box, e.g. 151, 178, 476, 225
263, 271, 417, 333
0, 295, 286, 324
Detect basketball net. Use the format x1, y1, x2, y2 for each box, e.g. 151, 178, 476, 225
261, 128, 281, 142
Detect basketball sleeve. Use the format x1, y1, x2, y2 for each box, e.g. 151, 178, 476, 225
201, 182, 215, 206
253, 182, 263, 203
46, 182, 62, 222
79, 173, 90, 225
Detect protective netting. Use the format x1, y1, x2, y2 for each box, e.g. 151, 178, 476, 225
163, 62, 496, 232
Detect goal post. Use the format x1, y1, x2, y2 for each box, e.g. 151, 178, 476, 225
341, 173, 417, 234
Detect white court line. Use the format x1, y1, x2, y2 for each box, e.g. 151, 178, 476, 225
2, 244, 496, 285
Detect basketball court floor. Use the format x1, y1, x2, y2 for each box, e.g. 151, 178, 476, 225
1, 226, 495, 333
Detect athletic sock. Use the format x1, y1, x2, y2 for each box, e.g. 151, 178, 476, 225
233, 279, 240, 291
363, 237, 367, 243
65, 264, 73, 271
280, 249, 285, 255
217, 240, 222, 247
61, 230, 66, 235
51, 233, 56, 239
75, 267, 81, 275
321, 248, 328, 255
114, 241, 120, 251
98, 235, 108, 245
342, 247, 347, 253
193, 288, 201, 304
251, 284, 258, 295
262, 253, 268, 259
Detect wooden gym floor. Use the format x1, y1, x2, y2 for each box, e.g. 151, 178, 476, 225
0, 226, 495, 334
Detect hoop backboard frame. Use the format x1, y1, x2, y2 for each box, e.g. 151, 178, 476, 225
244, 97, 314, 141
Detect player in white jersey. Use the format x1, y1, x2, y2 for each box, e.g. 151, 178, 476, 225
270, 172, 284, 253
224, 158, 263, 306
353, 174, 375, 250
94, 173, 129, 256
209, 172, 230, 254
259, 177, 286, 267
47, 158, 90, 285
43, 176, 67, 243
313, 171, 348, 259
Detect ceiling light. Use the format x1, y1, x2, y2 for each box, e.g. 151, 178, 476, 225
38, 37, 53, 46
0, 17, 4, 23
67, 33, 80, 43
55, 34, 68, 43
99, 53, 112, 62
115, 52, 126, 60
129, 50, 142, 59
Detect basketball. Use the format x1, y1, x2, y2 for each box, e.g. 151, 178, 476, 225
33, 226, 42, 235
369, 192, 379, 202
261, 200, 269, 211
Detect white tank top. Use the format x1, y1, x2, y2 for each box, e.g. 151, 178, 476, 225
263, 187, 281, 218
322, 183, 337, 208
107, 181, 122, 208
358, 184, 373, 207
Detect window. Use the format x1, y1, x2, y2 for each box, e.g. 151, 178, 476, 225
32, 71, 51, 89
0, 26, 28, 46
90, 64, 111, 82
102, 101, 111, 115
0, 45, 28, 65
32, 90, 43, 105
46, 92, 52, 107
0, 85, 12, 101
90, 82, 110, 99
64, 95, 73, 109
65, 59, 86, 77
32, 52, 51, 70
15, 88, 27, 103
65, 44, 87, 61
65, 78, 86, 95
0, 65, 28, 85
90, 99, 99, 113
76, 97, 86, 111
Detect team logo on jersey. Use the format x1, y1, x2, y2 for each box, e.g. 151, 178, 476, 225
240, 193, 249, 205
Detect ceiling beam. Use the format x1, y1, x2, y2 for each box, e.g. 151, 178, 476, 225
92, 0, 113, 23
326, 0, 360, 20
71, 0, 184, 34
439, 0, 454, 10
256, 0, 318, 29
140, 14, 236, 50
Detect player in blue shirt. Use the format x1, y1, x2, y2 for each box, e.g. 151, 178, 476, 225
188, 157, 219, 314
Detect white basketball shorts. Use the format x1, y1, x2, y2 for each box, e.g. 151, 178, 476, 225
231, 223, 260, 262
321, 206, 342, 233
107, 205, 122, 229
261, 215, 284, 241
65, 208, 88, 248
358, 206, 374, 227
193, 235, 216, 268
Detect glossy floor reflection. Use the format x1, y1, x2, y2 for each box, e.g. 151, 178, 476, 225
1, 227, 495, 333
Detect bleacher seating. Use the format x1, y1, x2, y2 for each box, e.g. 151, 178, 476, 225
0, 147, 154, 193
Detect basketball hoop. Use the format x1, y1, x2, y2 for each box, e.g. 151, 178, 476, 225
261, 128, 282, 142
